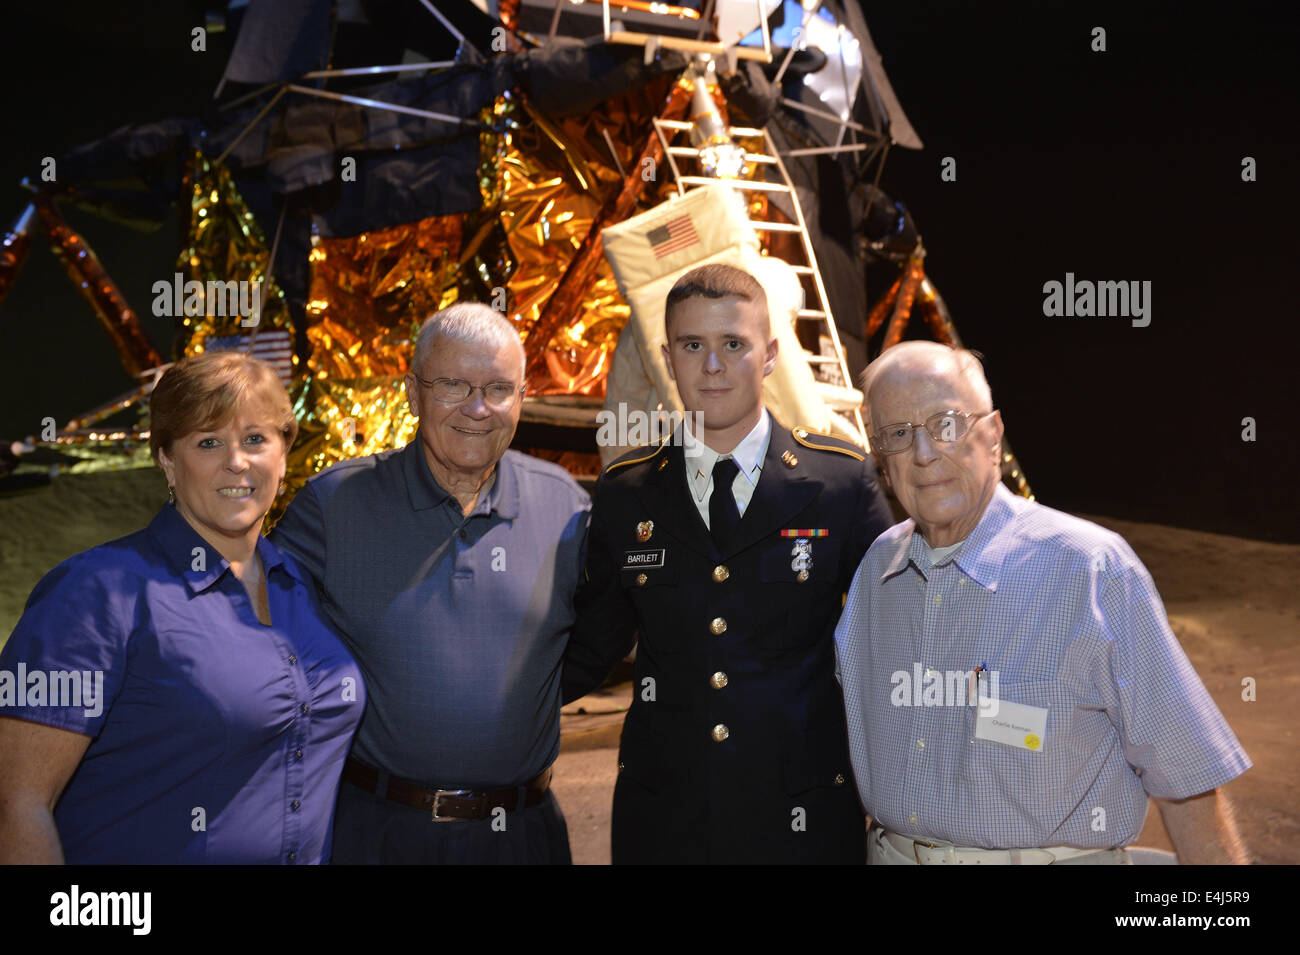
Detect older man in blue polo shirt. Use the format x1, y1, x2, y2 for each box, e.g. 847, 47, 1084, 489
272, 302, 589, 864
834, 341, 1251, 865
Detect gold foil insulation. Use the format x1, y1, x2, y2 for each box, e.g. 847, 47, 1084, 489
520, 77, 689, 385
31, 77, 704, 485
178, 150, 294, 358
13, 73, 1036, 501
305, 215, 464, 378
497, 97, 631, 396
282, 374, 419, 495
291, 85, 679, 479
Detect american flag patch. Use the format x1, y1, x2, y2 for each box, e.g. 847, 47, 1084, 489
203, 330, 294, 388
646, 214, 699, 258
780, 529, 829, 537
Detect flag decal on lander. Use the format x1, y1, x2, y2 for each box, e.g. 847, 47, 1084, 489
647, 214, 700, 258
204, 330, 294, 388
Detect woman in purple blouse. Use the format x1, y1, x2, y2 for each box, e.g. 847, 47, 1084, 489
0, 352, 364, 863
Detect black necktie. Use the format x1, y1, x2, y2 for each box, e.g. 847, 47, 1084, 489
709, 457, 742, 547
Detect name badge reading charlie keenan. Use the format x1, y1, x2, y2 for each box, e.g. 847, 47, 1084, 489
623, 549, 666, 570
974, 696, 1048, 752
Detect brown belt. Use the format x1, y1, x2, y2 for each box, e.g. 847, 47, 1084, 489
343, 757, 552, 822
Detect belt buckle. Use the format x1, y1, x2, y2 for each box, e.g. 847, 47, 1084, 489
910, 836, 942, 865
430, 789, 474, 822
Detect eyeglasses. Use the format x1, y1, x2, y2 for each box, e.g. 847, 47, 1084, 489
413, 375, 524, 409
872, 409, 995, 454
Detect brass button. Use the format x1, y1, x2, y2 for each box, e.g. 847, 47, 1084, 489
795, 429, 807, 438
636, 573, 648, 586
796, 569, 810, 582
711, 723, 730, 742
834, 773, 846, 786
712, 564, 730, 582
710, 671, 728, 690
709, 617, 728, 635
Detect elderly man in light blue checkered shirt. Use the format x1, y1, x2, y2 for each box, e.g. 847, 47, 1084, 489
834, 341, 1252, 865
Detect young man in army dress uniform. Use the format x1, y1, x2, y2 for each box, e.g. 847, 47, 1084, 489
564, 263, 894, 863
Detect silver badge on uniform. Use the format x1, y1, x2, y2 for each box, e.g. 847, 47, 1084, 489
791, 538, 812, 582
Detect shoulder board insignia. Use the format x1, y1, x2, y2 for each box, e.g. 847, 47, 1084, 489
602, 439, 670, 476
791, 427, 866, 461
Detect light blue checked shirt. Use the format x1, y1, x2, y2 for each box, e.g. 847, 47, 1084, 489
834, 484, 1251, 849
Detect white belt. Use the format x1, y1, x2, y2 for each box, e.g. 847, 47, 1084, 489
879, 827, 1116, 865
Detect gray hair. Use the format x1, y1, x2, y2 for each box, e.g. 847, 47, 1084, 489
860, 341, 994, 428
412, 302, 526, 378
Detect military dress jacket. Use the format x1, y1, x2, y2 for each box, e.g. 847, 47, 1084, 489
564, 420, 895, 863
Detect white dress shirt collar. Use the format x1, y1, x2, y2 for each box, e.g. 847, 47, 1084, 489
684, 410, 772, 507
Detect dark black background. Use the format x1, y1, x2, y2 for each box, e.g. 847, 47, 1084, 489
0, 859, 1284, 937
1, 0, 1296, 541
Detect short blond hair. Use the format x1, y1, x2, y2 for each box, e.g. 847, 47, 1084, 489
149, 351, 297, 462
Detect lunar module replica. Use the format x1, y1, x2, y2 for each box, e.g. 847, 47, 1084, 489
0, 0, 1032, 500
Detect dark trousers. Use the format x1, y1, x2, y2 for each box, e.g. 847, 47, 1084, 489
611, 772, 868, 864
330, 779, 572, 865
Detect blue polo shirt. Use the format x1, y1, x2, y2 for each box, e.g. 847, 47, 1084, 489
0, 505, 365, 864
270, 441, 590, 789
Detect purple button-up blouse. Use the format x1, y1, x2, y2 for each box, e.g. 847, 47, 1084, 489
0, 504, 364, 863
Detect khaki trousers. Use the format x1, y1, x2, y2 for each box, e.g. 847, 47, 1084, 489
867, 825, 1132, 865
